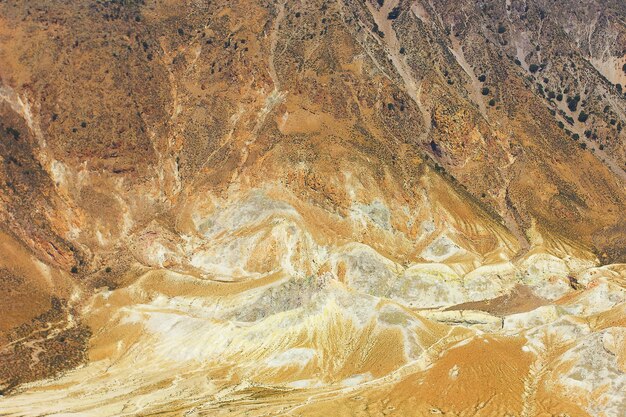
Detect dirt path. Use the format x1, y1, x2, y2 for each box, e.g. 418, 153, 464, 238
268, 1, 285, 92
230, 1, 287, 186
448, 35, 488, 120
363, 0, 432, 142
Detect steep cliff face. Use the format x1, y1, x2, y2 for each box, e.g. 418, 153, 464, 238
0, 0, 625, 415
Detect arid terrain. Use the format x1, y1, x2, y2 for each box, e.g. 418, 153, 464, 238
0, 0, 625, 416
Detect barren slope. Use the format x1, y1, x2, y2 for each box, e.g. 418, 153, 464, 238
0, 0, 625, 416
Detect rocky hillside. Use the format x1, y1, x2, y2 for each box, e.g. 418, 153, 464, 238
0, 0, 625, 416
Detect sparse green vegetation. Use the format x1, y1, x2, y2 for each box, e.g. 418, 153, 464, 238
387, 7, 400, 20
567, 95, 580, 112
373, 23, 384, 38
5, 127, 20, 140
